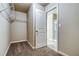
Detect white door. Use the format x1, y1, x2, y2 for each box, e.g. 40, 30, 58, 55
36, 9, 47, 48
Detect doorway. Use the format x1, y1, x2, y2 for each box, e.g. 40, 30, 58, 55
47, 6, 58, 51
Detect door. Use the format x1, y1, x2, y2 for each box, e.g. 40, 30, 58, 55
36, 9, 47, 48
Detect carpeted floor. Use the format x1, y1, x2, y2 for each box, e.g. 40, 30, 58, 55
6, 41, 62, 56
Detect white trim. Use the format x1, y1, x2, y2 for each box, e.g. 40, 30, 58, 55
4, 43, 11, 56
57, 51, 69, 56
46, 4, 59, 51
10, 40, 35, 49
50, 48, 68, 56
3, 40, 68, 56
27, 40, 35, 49
45, 4, 58, 12
10, 40, 27, 44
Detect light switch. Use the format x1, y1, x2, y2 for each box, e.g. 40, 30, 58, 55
59, 23, 61, 27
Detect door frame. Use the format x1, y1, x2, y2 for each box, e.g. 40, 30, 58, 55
46, 4, 59, 51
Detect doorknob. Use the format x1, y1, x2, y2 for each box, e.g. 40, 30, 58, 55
35, 30, 38, 32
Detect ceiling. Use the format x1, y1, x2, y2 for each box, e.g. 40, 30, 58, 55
14, 3, 49, 13
39, 3, 49, 7
14, 3, 31, 13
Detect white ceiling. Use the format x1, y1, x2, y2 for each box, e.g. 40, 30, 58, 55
14, 3, 49, 13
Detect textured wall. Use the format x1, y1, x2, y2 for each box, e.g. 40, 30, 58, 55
59, 4, 79, 55
27, 4, 34, 47
0, 3, 10, 56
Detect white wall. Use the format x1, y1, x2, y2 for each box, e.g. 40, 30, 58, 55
45, 3, 79, 56
58, 4, 79, 56
27, 4, 34, 47
0, 15, 10, 56
0, 3, 10, 56
15, 11, 27, 21
11, 11, 27, 43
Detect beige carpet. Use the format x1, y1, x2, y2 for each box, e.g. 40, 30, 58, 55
6, 41, 62, 56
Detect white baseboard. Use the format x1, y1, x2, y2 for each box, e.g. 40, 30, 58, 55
47, 46, 69, 56
4, 43, 11, 56
27, 40, 35, 49
4, 40, 27, 56
10, 40, 35, 49
49, 48, 68, 56
57, 51, 69, 56
4, 40, 68, 56
10, 40, 27, 44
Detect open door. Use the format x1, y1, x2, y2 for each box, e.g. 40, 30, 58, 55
35, 9, 47, 48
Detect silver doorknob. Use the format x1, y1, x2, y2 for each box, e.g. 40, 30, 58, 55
35, 30, 38, 32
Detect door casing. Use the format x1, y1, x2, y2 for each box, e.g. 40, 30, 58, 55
46, 4, 59, 51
